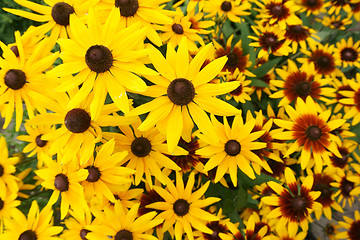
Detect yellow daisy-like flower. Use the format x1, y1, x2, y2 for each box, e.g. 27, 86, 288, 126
187, 8, 215, 35
0, 136, 20, 194
96, 0, 173, 46
336, 210, 360, 240
35, 157, 89, 219
4, 0, 97, 42
262, 168, 322, 237
0, 191, 21, 224
196, 114, 267, 186
61, 208, 94, 240
284, 24, 319, 53
17, 124, 55, 167
334, 37, 360, 68
129, 37, 241, 153
270, 59, 335, 106
249, 24, 292, 59
81, 139, 135, 203
103, 117, 184, 187
274, 96, 346, 172
319, 14, 353, 30
224, 69, 253, 103
296, 0, 326, 16
203, 0, 251, 22
146, 171, 221, 240
253, 0, 302, 29
47, 8, 157, 118
27, 91, 135, 165
273, 228, 308, 240
0, 32, 59, 130
338, 78, 360, 125
1, 201, 63, 239
87, 202, 163, 240
331, 169, 360, 208
324, 0, 357, 15
157, 8, 205, 52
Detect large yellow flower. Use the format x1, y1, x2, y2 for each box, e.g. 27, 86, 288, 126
47, 8, 157, 119
129, 37, 241, 153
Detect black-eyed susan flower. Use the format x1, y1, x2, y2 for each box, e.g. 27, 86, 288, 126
187, 8, 215, 35
0, 32, 59, 130
329, 139, 358, 170
61, 208, 94, 240
274, 97, 345, 172
224, 69, 253, 103
129, 38, 241, 153
0, 191, 21, 224
0, 137, 20, 194
103, 117, 184, 187
213, 35, 255, 76
331, 169, 360, 208
270, 60, 335, 106
253, 0, 302, 29
239, 212, 273, 240
249, 24, 292, 58
284, 24, 318, 53
324, 0, 356, 15
146, 171, 220, 240
47, 8, 157, 118
203, 0, 251, 22
157, 8, 205, 52
261, 168, 322, 237
335, 37, 360, 68
273, 228, 308, 240
27, 91, 135, 165
296, 0, 326, 16
338, 78, 360, 125
336, 210, 360, 240
328, 77, 354, 113
17, 124, 55, 167
87, 202, 163, 240
319, 14, 353, 30
4, 0, 97, 42
196, 114, 267, 186
81, 139, 135, 203
96, 0, 173, 46
35, 157, 89, 219
1, 201, 63, 239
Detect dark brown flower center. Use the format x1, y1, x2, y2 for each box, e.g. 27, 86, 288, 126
35, 134, 48, 147
80, 229, 90, 240
85, 45, 113, 73
291, 196, 307, 211
330, 147, 349, 168
85, 166, 101, 182
306, 125, 322, 141
221, 1, 232, 11
306, 0, 319, 7
173, 199, 190, 216
131, 137, 152, 157
64, 108, 91, 133
326, 225, 335, 235
0, 164, 3, 177
51, 2, 75, 26
5, 69, 26, 90
224, 140, 241, 156
265, 35, 276, 47
316, 55, 331, 69
341, 179, 354, 197
226, 53, 239, 67
341, 48, 358, 62
115, 0, 139, 17
332, 21, 343, 29
19, 230, 37, 240
270, 4, 284, 17
11, 46, 19, 57
115, 230, 133, 240
54, 173, 69, 192
349, 220, 360, 240
0, 198, 3, 210
294, 81, 311, 97
172, 24, 184, 34
314, 182, 332, 201
203, 221, 229, 240
167, 78, 195, 106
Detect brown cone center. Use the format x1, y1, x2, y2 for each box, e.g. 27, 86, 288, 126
221, 1, 232, 11
341, 48, 358, 62
172, 24, 184, 34
294, 81, 311, 97
226, 53, 239, 67
18, 230, 37, 240
131, 137, 152, 157
64, 108, 91, 133
54, 173, 69, 192
225, 140, 241, 156
167, 78, 195, 106
306, 125, 322, 141
115, 230, 133, 240
5, 69, 26, 90
85, 166, 101, 182
35, 134, 48, 147
51, 2, 75, 26
80, 229, 90, 240
291, 196, 307, 211
85, 45, 113, 73
115, 0, 139, 17
173, 199, 190, 216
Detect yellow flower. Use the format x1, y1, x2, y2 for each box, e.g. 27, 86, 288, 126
336, 210, 360, 240
335, 37, 360, 68
204, 0, 251, 22
0, 136, 20, 194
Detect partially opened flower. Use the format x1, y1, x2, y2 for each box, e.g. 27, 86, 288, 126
129, 37, 241, 153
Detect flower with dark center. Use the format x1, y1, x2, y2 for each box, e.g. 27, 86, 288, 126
80, 229, 90, 240
340, 48, 358, 62
349, 220, 360, 240
226, 53, 239, 67
259, 32, 282, 52
51, 2, 75, 26
224, 140, 241, 156
294, 81, 311, 97
230, 84, 243, 96
18, 230, 37, 240
10, 46, 19, 57
35, 134, 47, 147
0, 164, 4, 177
268, 3, 288, 20
85, 45, 113, 73
304, 0, 321, 7
340, 178, 354, 197
4, 69, 26, 90
313, 174, 333, 207
115, 229, 133, 240
305, 125, 322, 141
131, 137, 152, 157
64, 108, 91, 133
172, 24, 184, 34
285, 25, 310, 42
115, 0, 139, 17
54, 173, 69, 192
330, 147, 349, 169
167, 78, 195, 106
291, 196, 307, 212
326, 224, 335, 235
221, 1, 232, 12
203, 221, 229, 240
311, 50, 335, 75
85, 166, 101, 182
139, 190, 165, 215
167, 137, 201, 172
173, 199, 190, 216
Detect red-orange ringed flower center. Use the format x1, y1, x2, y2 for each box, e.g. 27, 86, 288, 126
341, 48, 358, 62
51, 2, 75, 26
295, 81, 311, 97
305, 125, 322, 141
5, 69, 26, 90
19, 230, 37, 240
0, 165, 4, 177
167, 78, 195, 106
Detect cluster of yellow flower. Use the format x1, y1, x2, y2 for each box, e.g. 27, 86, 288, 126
0, 0, 360, 239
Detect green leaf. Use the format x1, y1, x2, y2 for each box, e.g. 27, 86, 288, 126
249, 78, 269, 88
251, 57, 282, 78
